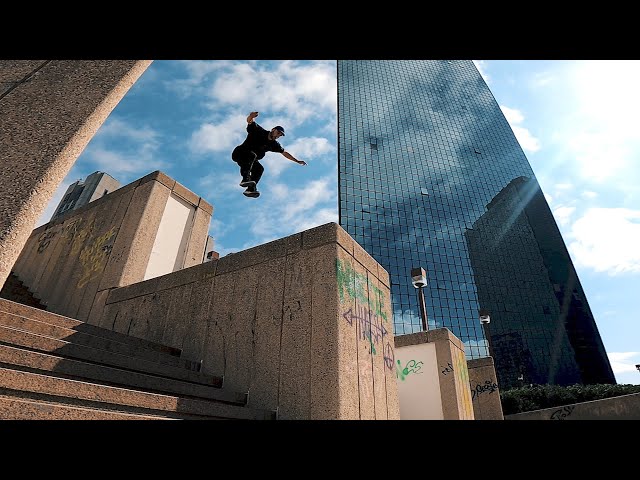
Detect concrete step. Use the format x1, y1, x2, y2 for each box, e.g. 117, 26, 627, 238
0, 344, 246, 404
0, 272, 47, 310
0, 324, 218, 386
0, 310, 200, 372
0, 393, 174, 420
0, 297, 182, 358
0, 367, 275, 420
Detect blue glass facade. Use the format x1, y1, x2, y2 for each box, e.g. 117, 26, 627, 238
337, 60, 616, 389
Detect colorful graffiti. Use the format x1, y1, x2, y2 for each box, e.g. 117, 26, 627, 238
77, 226, 116, 288
336, 259, 387, 321
337, 259, 394, 371
396, 359, 424, 381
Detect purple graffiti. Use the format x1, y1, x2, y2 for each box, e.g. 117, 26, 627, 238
343, 304, 394, 372
383, 342, 394, 371
342, 305, 388, 343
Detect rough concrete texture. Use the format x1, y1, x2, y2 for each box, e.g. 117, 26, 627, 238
102, 222, 399, 420
506, 392, 640, 420
395, 328, 474, 420
467, 356, 504, 420
0, 60, 153, 289
9, 171, 211, 324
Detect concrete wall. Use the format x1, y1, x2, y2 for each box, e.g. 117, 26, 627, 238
11, 171, 212, 324
467, 357, 504, 420
395, 328, 474, 420
0, 60, 152, 288
505, 392, 640, 420
98, 222, 400, 420
395, 341, 443, 419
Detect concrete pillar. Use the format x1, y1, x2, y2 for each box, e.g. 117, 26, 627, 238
468, 356, 504, 420
395, 328, 475, 419
0, 60, 153, 288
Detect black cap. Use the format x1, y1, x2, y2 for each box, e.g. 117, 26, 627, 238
274, 126, 285, 136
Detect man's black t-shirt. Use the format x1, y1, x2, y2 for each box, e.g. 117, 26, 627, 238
237, 122, 284, 160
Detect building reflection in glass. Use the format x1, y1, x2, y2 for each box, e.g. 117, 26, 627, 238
337, 60, 616, 389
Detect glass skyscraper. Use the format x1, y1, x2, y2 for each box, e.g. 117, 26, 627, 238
337, 60, 616, 389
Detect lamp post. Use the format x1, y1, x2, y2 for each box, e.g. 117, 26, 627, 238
411, 267, 428, 331
479, 308, 494, 358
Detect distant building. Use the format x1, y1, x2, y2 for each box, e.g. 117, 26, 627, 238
50, 171, 120, 221
337, 60, 616, 389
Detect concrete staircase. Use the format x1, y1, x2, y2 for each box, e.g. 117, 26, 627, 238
0, 272, 47, 310
0, 297, 276, 420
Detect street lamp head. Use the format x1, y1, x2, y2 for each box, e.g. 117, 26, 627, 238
636, 364, 640, 373
479, 308, 491, 324
410, 267, 427, 288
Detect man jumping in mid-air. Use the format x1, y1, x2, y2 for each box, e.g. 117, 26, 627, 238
232, 111, 307, 198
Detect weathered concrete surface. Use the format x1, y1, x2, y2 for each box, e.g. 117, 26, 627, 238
101, 222, 400, 420
395, 328, 474, 420
506, 392, 640, 420
467, 356, 504, 420
0, 60, 153, 288
9, 171, 211, 323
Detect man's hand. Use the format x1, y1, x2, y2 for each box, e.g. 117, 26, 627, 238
247, 111, 259, 123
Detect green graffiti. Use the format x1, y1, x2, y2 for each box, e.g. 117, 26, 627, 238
336, 259, 387, 321
396, 359, 424, 381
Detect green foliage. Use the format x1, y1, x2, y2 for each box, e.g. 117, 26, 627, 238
500, 383, 640, 415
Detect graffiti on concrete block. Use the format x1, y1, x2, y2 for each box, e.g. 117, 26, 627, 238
342, 305, 388, 349
550, 405, 575, 420
77, 226, 117, 288
396, 359, 424, 381
37, 230, 58, 253
342, 303, 394, 372
441, 362, 454, 375
336, 259, 387, 321
471, 380, 499, 400
383, 343, 394, 371
62, 218, 93, 256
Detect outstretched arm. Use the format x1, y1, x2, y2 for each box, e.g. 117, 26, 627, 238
247, 111, 259, 124
282, 151, 307, 166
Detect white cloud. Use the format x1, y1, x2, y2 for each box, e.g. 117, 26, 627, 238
500, 105, 524, 124
532, 71, 554, 87
88, 147, 170, 179
607, 352, 640, 374
552, 206, 575, 227
205, 61, 337, 126
559, 61, 640, 183
499, 105, 541, 153
189, 113, 248, 155
581, 191, 598, 199
237, 174, 337, 246
262, 136, 336, 177
568, 208, 640, 274
473, 60, 490, 83
96, 117, 160, 145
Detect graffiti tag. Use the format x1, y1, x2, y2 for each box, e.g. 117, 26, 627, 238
396, 359, 424, 381
550, 405, 575, 420
471, 380, 499, 399
336, 259, 387, 320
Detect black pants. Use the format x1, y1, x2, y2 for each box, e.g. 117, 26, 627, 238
232, 146, 264, 185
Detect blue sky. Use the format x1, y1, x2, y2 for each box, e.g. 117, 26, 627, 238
35, 60, 640, 386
